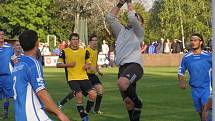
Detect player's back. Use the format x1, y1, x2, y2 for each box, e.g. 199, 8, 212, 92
13, 55, 50, 121
0, 44, 14, 75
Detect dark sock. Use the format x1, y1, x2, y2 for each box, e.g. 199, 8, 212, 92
128, 108, 141, 121
133, 97, 143, 109
128, 110, 133, 121
60, 92, 74, 105
77, 104, 88, 119
3, 101, 10, 118
94, 94, 103, 112
4, 101, 9, 112
86, 100, 94, 113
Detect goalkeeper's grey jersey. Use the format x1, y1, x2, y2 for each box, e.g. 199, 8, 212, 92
106, 11, 144, 68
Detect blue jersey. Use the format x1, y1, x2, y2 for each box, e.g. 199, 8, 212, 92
178, 51, 212, 88
13, 55, 51, 121
0, 44, 14, 75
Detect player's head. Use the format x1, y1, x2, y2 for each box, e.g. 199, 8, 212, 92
190, 33, 204, 50
135, 13, 144, 26
19, 30, 39, 52
69, 33, 80, 49
128, 13, 144, 27
13, 40, 22, 54
0, 29, 5, 46
88, 34, 98, 49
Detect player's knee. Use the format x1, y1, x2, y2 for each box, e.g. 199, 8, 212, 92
88, 90, 97, 101
75, 92, 83, 103
96, 84, 104, 94
118, 78, 130, 91
124, 97, 134, 110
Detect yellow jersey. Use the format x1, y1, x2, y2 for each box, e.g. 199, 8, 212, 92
86, 47, 98, 74
57, 47, 90, 81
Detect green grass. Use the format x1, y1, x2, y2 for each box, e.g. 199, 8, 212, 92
2, 67, 199, 121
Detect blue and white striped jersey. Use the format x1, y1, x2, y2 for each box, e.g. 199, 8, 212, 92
178, 51, 212, 88
0, 43, 14, 75
13, 55, 52, 121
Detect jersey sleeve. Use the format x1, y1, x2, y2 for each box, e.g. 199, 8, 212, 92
57, 50, 65, 64
178, 56, 187, 76
128, 11, 144, 40
85, 50, 91, 63
29, 60, 46, 93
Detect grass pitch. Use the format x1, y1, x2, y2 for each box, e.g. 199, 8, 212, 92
2, 67, 198, 121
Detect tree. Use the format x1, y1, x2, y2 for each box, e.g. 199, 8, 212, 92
0, 0, 51, 41
147, 0, 211, 47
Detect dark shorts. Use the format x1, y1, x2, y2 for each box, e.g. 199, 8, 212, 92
0, 75, 14, 100
87, 74, 102, 86
68, 80, 94, 94
118, 63, 143, 84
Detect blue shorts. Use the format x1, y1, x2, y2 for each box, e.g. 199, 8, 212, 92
0, 75, 13, 100
191, 87, 210, 112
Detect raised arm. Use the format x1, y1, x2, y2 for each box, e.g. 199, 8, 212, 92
127, 1, 144, 39
106, 0, 127, 37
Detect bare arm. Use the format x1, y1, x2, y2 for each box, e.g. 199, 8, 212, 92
56, 62, 76, 68
37, 89, 70, 121
178, 75, 187, 89
97, 64, 103, 76
127, 2, 144, 39
106, 0, 126, 37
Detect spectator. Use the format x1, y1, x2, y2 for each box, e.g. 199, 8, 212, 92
59, 41, 66, 50
156, 38, 164, 54
101, 40, 109, 56
148, 42, 156, 54
171, 39, 183, 53
206, 39, 212, 52
140, 41, 148, 54
36, 48, 43, 64
164, 39, 171, 54
42, 44, 51, 56
52, 46, 61, 56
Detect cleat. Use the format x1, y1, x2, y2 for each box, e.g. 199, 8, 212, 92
82, 116, 89, 121
95, 110, 103, 115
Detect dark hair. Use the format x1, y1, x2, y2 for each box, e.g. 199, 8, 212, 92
88, 34, 97, 42
191, 33, 204, 48
19, 30, 38, 51
135, 13, 144, 24
69, 33, 79, 40
0, 29, 4, 34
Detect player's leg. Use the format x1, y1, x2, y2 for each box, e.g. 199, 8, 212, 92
191, 88, 203, 120
58, 91, 74, 109
120, 82, 142, 121
118, 63, 143, 121
0, 78, 5, 119
94, 84, 104, 113
89, 74, 104, 113
201, 89, 212, 121
68, 81, 88, 121
2, 75, 13, 119
81, 80, 96, 113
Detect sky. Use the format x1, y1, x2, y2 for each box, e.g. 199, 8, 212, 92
135, 0, 155, 11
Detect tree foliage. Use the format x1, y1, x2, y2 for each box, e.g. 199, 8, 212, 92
148, 0, 211, 45
0, 0, 212, 48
